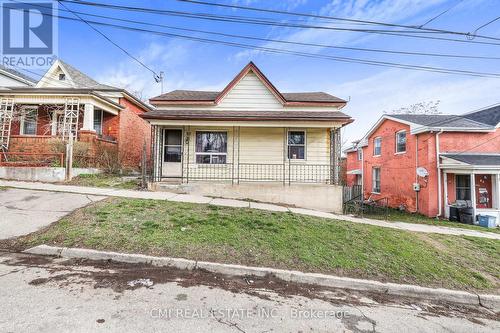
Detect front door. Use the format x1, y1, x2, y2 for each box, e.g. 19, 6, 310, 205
162, 129, 183, 178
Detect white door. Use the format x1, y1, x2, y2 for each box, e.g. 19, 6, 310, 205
162, 129, 183, 178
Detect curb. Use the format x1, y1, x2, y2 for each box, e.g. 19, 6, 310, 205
25, 245, 500, 309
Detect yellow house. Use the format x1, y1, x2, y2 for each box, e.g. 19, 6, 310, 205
142, 62, 352, 211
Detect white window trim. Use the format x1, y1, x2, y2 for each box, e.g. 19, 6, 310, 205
19, 107, 38, 136
93, 109, 104, 135
373, 137, 382, 157
357, 148, 362, 161
395, 130, 407, 154
287, 129, 307, 161
372, 167, 381, 194
195, 130, 228, 164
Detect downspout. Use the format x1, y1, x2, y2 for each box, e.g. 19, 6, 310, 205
414, 134, 419, 213
361, 147, 364, 198
436, 130, 444, 218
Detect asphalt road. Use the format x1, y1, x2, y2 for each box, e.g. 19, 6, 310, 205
0, 251, 498, 333
0, 188, 105, 240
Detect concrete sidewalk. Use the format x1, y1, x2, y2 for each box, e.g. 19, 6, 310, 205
1, 180, 499, 240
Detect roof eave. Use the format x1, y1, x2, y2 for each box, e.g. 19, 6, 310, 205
411, 126, 495, 134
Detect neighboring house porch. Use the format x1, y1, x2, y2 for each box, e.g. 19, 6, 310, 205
442, 154, 500, 223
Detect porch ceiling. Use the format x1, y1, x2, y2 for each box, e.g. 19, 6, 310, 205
440, 154, 500, 173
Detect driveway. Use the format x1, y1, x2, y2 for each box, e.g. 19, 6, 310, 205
0, 188, 105, 240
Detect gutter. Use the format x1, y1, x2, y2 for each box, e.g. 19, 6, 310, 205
436, 130, 444, 218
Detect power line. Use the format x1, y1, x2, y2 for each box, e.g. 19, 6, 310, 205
20, 2, 500, 61
473, 16, 500, 34
57, 0, 500, 47
176, 0, 500, 42
57, 0, 449, 35
420, 0, 464, 28
18, 8, 500, 78
55, 0, 159, 78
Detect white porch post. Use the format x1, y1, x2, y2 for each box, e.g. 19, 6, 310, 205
82, 103, 95, 131
471, 173, 476, 219
443, 172, 449, 218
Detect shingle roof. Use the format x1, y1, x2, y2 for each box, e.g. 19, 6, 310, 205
150, 90, 345, 103
389, 114, 492, 129
0, 65, 36, 84
59, 60, 118, 90
442, 154, 500, 166
141, 109, 351, 122
151, 90, 219, 101
462, 106, 500, 127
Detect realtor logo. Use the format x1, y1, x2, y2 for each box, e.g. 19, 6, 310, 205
1, 0, 57, 67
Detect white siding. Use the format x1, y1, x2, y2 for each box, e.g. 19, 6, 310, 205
0, 73, 30, 87
217, 72, 283, 110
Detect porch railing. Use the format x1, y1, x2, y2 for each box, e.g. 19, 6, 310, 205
163, 163, 333, 184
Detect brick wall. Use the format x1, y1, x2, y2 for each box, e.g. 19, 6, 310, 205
117, 97, 151, 169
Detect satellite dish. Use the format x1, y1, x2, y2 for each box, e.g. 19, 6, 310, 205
416, 167, 429, 178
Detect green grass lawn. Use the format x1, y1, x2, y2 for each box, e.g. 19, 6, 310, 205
64, 174, 141, 190
362, 208, 500, 234
10, 198, 500, 292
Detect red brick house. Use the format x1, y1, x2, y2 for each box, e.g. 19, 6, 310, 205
345, 107, 500, 223
0, 60, 152, 169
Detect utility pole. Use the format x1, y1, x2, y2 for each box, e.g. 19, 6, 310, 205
154, 71, 165, 94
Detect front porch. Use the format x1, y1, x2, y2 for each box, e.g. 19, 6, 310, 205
441, 154, 500, 226
150, 125, 342, 185
0, 94, 121, 165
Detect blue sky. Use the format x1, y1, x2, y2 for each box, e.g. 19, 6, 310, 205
28, 0, 500, 145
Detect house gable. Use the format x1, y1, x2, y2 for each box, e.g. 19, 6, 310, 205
36, 60, 75, 88
216, 70, 285, 110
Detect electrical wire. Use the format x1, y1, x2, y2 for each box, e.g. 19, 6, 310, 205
176, 0, 500, 41
11, 7, 500, 78
17, 1, 500, 61
55, 0, 159, 78
419, 0, 464, 28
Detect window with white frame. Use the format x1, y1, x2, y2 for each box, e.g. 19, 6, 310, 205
373, 137, 382, 156
395, 130, 406, 153
372, 167, 381, 193
195, 131, 227, 164
21, 107, 38, 135
455, 175, 471, 201
357, 148, 362, 161
93, 109, 103, 135
288, 131, 306, 160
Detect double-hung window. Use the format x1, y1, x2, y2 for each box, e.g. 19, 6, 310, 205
455, 175, 471, 200
373, 137, 382, 156
395, 130, 406, 153
372, 167, 381, 193
21, 107, 38, 135
357, 148, 362, 161
93, 109, 103, 135
195, 131, 227, 164
288, 131, 306, 160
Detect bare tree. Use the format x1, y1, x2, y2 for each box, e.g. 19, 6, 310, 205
385, 100, 441, 115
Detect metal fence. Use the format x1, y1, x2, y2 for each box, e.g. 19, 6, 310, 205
161, 162, 334, 184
